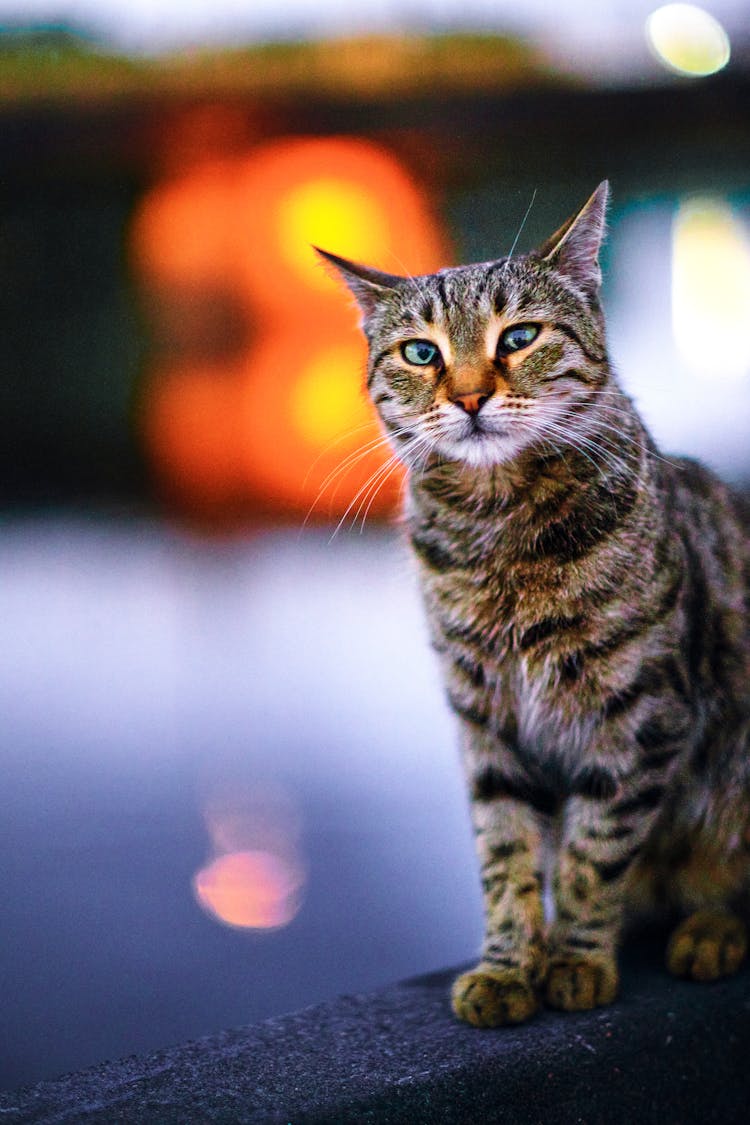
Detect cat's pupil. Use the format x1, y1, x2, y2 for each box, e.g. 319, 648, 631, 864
499, 323, 540, 353
402, 339, 439, 366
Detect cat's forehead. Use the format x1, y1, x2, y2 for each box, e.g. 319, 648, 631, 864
407, 257, 550, 327
426, 262, 507, 313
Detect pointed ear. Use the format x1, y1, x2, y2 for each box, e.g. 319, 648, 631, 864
538, 181, 609, 295
313, 247, 403, 319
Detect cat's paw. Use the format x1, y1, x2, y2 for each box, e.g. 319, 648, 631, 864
451, 967, 539, 1027
666, 910, 747, 981
545, 956, 619, 1011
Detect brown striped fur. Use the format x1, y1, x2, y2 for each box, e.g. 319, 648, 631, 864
318, 182, 750, 1025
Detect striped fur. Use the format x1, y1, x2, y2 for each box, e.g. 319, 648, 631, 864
319, 182, 750, 1025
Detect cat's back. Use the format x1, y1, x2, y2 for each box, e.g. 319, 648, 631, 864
665, 454, 750, 581
659, 454, 750, 715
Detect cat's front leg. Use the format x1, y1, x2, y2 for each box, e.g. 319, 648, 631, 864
546, 788, 650, 1012
452, 741, 548, 1027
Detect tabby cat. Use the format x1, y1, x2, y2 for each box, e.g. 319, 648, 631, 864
317, 181, 750, 1026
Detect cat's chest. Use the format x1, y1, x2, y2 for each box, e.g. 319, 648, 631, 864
420, 544, 577, 664
428, 575, 590, 757
416, 522, 598, 760
509, 652, 593, 760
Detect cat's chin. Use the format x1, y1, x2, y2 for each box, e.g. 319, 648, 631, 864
441, 432, 525, 469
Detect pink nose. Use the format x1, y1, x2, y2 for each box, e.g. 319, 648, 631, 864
452, 392, 490, 415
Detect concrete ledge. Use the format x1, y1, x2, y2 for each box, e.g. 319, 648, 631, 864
2, 935, 748, 1124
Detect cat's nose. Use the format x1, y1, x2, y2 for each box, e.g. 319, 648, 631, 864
452, 392, 491, 415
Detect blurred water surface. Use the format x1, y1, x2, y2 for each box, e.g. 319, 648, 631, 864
0, 517, 481, 1090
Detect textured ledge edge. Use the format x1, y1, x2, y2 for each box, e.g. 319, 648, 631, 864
2, 935, 749, 1124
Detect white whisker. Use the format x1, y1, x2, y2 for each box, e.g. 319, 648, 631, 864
508, 188, 538, 260
301, 418, 379, 492
356, 442, 424, 531
542, 400, 681, 471
384, 249, 431, 302
328, 456, 398, 542
527, 416, 611, 479
300, 432, 396, 530
327, 428, 426, 540
355, 431, 438, 533
301, 416, 427, 532
524, 412, 632, 479
351, 456, 402, 534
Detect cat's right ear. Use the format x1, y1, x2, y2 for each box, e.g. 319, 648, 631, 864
537, 182, 609, 297
313, 247, 402, 319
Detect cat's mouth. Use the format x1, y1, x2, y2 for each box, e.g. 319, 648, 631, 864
462, 414, 506, 441
439, 414, 517, 467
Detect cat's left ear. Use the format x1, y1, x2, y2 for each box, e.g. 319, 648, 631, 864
538, 181, 609, 296
314, 247, 403, 319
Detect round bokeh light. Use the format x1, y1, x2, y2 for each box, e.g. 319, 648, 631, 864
646, 3, 730, 77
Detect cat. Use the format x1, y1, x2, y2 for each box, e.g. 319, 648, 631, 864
316, 181, 750, 1026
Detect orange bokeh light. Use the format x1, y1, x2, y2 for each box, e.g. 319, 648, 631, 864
231, 136, 446, 314
236, 326, 399, 515
139, 361, 246, 510
131, 161, 238, 288
193, 850, 304, 930
132, 135, 448, 521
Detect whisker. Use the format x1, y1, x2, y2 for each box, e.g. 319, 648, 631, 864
301, 413, 429, 532
526, 414, 631, 479
352, 456, 402, 533
532, 400, 641, 455
329, 444, 408, 541
311, 415, 422, 499
540, 403, 634, 438
528, 417, 610, 479
328, 460, 395, 542
300, 432, 398, 530
399, 433, 443, 498
544, 402, 682, 470
586, 416, 681, 470
356, 450, 416, 532
579, 390, 635, 400
314, 431, 395, 494
301, 419, 379, 492
354, 432, 436, 531
327, 429, 424, 539
508, 188, 538, 260
383, 249, 431, 301
557, 390, 683, 465
554, 424, 632, 476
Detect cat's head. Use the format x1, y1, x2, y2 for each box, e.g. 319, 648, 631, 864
317, 182, 611, 471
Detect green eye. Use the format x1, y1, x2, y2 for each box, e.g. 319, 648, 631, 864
402, 339, 440, 366
498, 323, 540, 354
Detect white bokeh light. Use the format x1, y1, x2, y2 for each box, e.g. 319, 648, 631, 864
672, 198, 750, 382
646, 3, 730, 76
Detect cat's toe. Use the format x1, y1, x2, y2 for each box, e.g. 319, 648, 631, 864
451, 967, 539, 1027
666, 910, 747, 981
545, 956, 619, 1011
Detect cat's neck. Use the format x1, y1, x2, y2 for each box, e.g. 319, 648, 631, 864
406, 398, 650, 566
411, 439, 636, 514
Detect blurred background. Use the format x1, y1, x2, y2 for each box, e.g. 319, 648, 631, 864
1, 0, 749, 1091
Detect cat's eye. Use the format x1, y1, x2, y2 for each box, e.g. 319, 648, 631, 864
401, 339, 441, 366
497, 323, 540, 355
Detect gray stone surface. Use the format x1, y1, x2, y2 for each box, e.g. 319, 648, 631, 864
2, 937, 749, 1124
